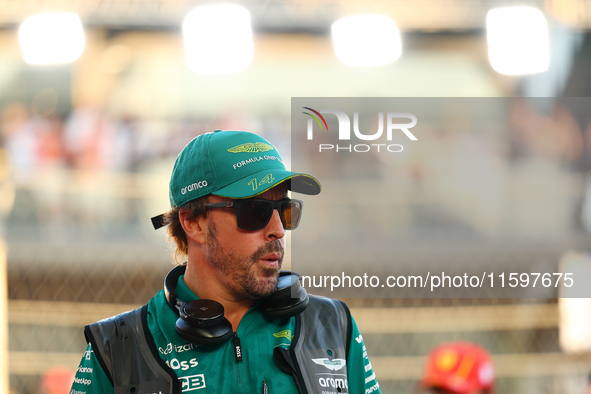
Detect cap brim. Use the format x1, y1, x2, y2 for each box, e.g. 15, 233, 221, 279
213, 169, 321, 199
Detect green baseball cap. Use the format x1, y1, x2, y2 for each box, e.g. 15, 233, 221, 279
151, 129, 321, 229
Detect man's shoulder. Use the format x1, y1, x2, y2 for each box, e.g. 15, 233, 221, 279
301, 294, 352, 337
84, 305, 146, 350
308, 294, 347, 304
85, 291, 166, 343
92, 305, 144, 324
306, 294, 350, 315
87, 290, 166, 325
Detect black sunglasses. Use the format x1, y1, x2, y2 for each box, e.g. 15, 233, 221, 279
206, 198, 303, 231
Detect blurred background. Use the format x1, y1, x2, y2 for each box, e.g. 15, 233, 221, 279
2, 0, 591, 393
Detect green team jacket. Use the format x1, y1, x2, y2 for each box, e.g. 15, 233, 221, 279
70, 275, 381, 394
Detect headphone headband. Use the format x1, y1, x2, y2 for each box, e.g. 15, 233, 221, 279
164, 265, 186, 311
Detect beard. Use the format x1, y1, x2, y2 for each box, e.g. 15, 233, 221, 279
206, 221, 284, 299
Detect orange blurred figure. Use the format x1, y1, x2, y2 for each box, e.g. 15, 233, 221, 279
420, 341, 495, 394
40, 367, 75, 394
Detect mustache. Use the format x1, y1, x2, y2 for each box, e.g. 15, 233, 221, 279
252, 239, 284, 261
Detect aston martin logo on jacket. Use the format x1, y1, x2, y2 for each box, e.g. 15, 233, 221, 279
312, 358, 347, 371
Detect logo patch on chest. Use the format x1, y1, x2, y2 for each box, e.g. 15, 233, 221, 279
312, 358, 347, 371
273, 330, 294, 341
180, 374, 206, 391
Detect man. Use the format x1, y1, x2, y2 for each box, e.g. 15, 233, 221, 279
70, 130, 381, 394
419, 341, 495, 394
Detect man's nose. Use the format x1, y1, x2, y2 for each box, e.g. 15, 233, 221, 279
264, 209, 286, 239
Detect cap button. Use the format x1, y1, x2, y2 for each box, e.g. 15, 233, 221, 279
213, 129, 222, 133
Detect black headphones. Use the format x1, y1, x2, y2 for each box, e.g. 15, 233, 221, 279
164, 265, 309, 346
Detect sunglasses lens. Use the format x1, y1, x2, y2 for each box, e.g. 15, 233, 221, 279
238, 200, 273, 230
234, 199, 303, 230
282, 200, 302, 230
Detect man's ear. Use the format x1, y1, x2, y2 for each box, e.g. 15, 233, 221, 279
179, 210, 207, 245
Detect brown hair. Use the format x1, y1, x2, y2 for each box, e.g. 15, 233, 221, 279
164, 196, 209, 263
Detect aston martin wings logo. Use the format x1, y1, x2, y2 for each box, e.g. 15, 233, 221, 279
228, 142, 274, 153
312, 358, 347, 371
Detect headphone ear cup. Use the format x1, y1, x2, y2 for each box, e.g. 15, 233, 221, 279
261, 272, 309, 319
175, 318, 233, 346
261, 288, 309, 320
174, 299, 233, 346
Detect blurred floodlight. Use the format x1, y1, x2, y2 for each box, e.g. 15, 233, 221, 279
19, 13, 85, 65
331, 15, 402, 67
558, 252, 591, 353
183, 4, 253, 74
486, 6, 549, 75
559, 298, 591, 353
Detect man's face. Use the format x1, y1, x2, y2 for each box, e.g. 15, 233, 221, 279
204, 184, 289, 299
